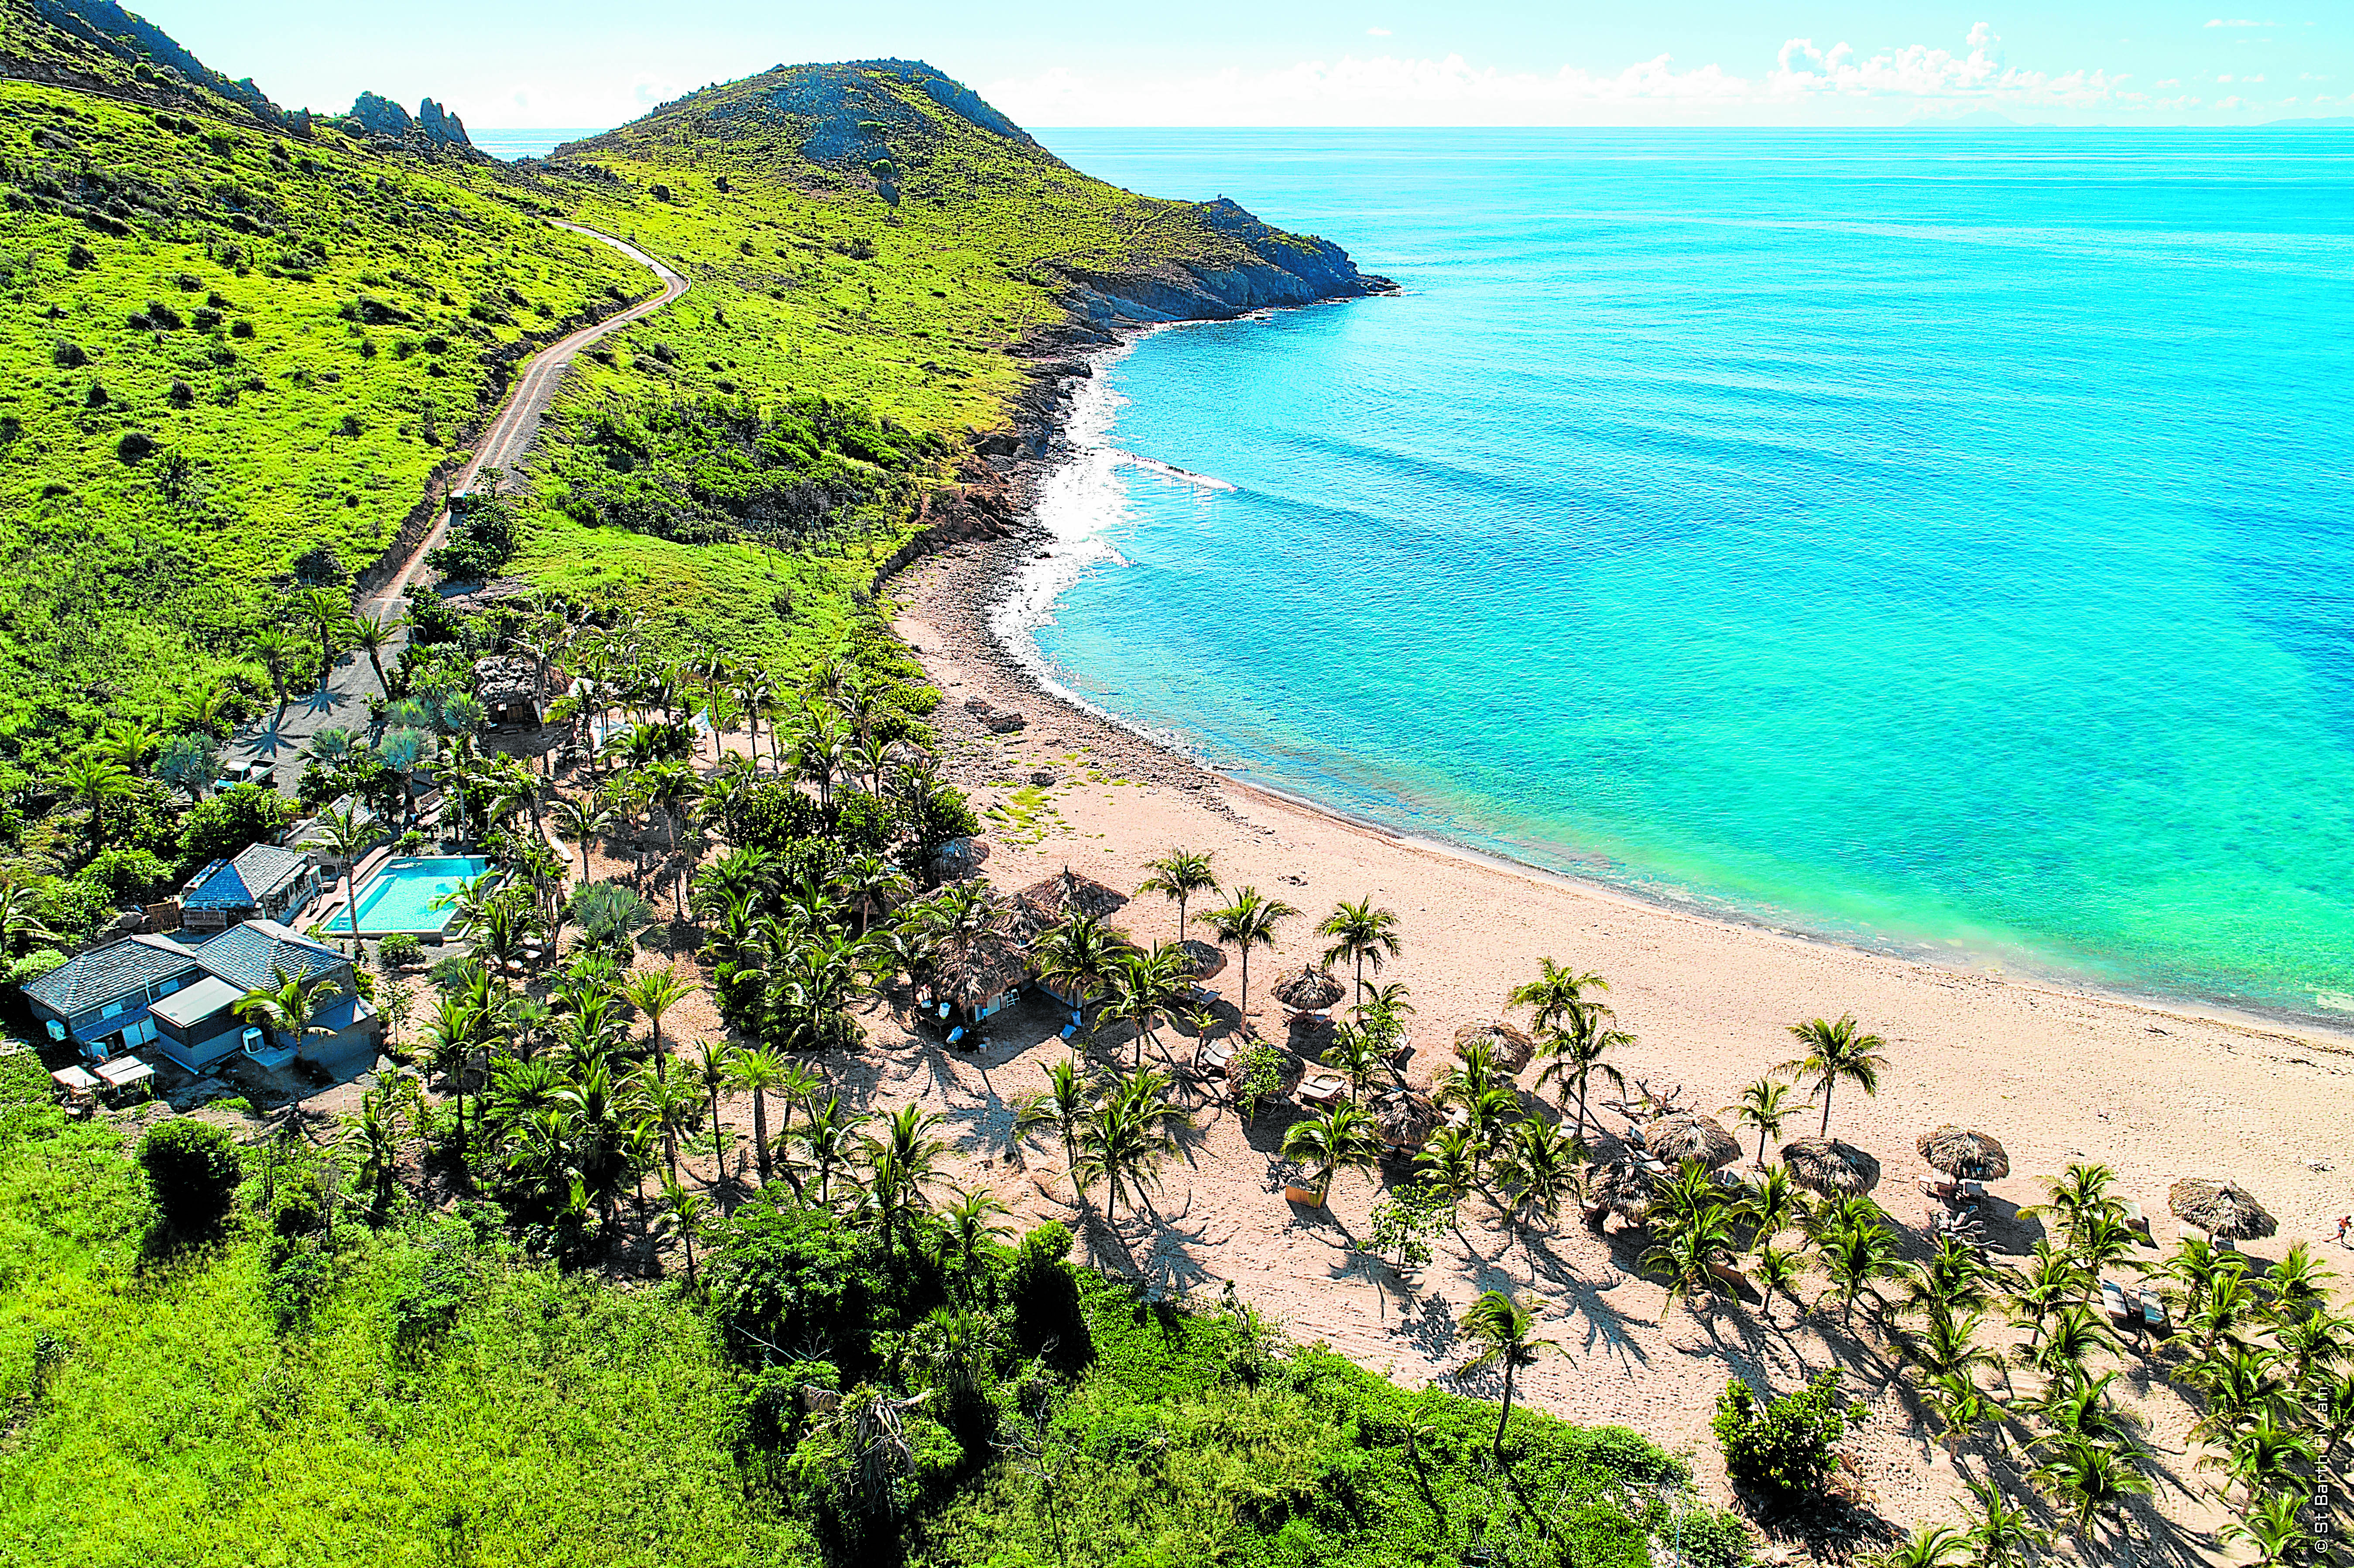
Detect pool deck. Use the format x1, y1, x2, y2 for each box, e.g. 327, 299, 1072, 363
303, 849, 492, 942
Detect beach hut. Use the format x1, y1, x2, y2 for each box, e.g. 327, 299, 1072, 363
1011, 866, 1128, 938
1453, 1021, 1535, 1075
2168, 1177, 2276, 1243
1271, 965, 1345, 1013
932, 933, 1029, 1025
1371, 1088, 1439, 1157
1169, 937, 1227, 983
1780, 1137, 1883, 1198
1645, 1112, 1742, 1171
1916, 1125, 2011, 1181
1585, 1155, 1658, 1230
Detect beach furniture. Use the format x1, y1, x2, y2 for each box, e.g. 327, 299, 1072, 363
50, 1063, 100, 1116
1297, 1072, 1347, 1109
1196, 1038, 1237, 1079
2142, 1290, 2169, 1334
2100, 1279, 2132, 1325
96, 1055, 155, 1103
2121, 1198, 2150, 1239
1624, 1124, 1647, 1149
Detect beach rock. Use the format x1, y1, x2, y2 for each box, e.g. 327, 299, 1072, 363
984, 710, 1027, 733
1027, 769, 1056, 786
963, 698, 994, 716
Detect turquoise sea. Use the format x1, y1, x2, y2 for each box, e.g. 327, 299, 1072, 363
1013, 129, 2354, 1024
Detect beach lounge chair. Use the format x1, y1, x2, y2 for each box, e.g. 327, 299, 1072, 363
1196, 1039, 1236, 1080
2142, 1290, 2169, 1335
1624, 1124, 1647, 1149
1297, 1072, 1347, 1108
2121, 1199, 2150, 1239
2100, 1279, 2129, 1321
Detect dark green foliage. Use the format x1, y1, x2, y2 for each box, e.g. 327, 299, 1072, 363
377, 931, 423, 968
389, 1242, 476, 1352
76, 845, 174, 903
565, 878, 652, 951
424, 491, 524, 581
1009, 1219, 1087, 1365
732, 781, 823, 850
733, 1359, 839, 1451
1712, 1370, 1868, 1513
265, 1239, 331, 1333
709, 1197, 884, 1376
178, 782, 291, 864
136, 1117, 240, 1233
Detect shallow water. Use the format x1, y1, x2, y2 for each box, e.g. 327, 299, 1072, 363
1011, 128, 2354, 1022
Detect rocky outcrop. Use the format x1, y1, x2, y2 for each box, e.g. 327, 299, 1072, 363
342, 92, 475, 149
1062, 197, 1395, 326
418, 97, 471, 147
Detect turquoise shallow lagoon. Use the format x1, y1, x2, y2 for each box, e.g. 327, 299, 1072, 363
1014, 129, 2354, 1023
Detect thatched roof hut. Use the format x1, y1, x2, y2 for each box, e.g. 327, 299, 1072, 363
1169, 938, 1227, 982
1585, 1155, 1657, 1229
928, 836, 990, 880
1012, 867, 1128, 937
2169, 1177, 2277, 1242
1780, 1137, 1882, 1197
1371, 1089, 1439, 1156
1453, 1021, 1535, 1075
932, 935, 1029, 1019
1916, 1125, 2011, 1180
1271, 965, 1344, 1012
1647, 1112, 1741, 1171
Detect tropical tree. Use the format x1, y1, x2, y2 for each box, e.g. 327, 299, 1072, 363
51, 753, 134, 851
1958, 1475, 2052, 1568
1415, 1125, 1479, 1210
1073, 1069, 1189, 1223
789, 1097, 867, 1210
1456, 1290, 1559, 1457
250, 625, 299, 726
1725, 1076, 1796, 1170
2219, 1492, 2317, 1568
2028, 1435, 2151, 1559
689, 1038, 731, 1178
350, 612, 402, 696
1778, 1013, 1888, 1137
1862, 1526, 1970, 1568
1816, 1209, 1900, 1327
1750, 1239, 1805, 1324
632, 1066, 701, 1187
295, 585, 348, 689
939, 1185, 1013, 1300
657, 1176, 710, 1291
549, 795, 614, 886
233, 966, 347, 1065
310, 804, 376, 955
1317, 898, 1401, 1004
1031, 912, 1125, 1028
1279, 1103, 1380, 1203
0, 880, 55, 955
1137, 848, 1218, 941
1532, 1009, 1631, 1138
861, 1104, 947, 1259
620, 965, 697, 1076
725, 1044, 788, 1187
1318, 1022, 1396, 1106
1495, 1115, 1584, 1235
1200, 887, 1297, 1030
1103, 944, 1187, 1068
1507, 957, 1608, 1037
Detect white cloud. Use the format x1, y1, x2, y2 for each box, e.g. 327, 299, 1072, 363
1768, 24, 2123, 108
2204, 17, 2274, 26
2215, 94, 2246, 108
2156, 77, 2179, 86
1367, 27, 1391, 38
2244, 73, 2266, 82
2218, 73, 2235, 82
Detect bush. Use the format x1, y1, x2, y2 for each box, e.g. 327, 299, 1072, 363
1010, 1221, 1088, 1365
709, 1200, 882, 1376
568, 880, 653, 952
732, 1359, 839, 1452
732, 783, 823, 851
1712, 1371, 1866, 1513
138, 1118, 241, 1234
378, 932, 424, 969
425, 493, 523, 581
77, 846, 175, 904
182, 784, 293, 866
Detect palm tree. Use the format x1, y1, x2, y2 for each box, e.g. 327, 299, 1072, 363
312, 805, 376, 955
350, 612, 402, 696
688, 1038, 730, 1178
1507, 957, 1608, 1037
2022, 1161, 2121, 1255
1816, 1210, 1900, 1328
1750, 1239, 1804, 1324
378, 727, 429, 825
296, 585, 348, 688
791, 1097, 867, 1209
549, 795, 615, 886
939, 1185, 1013, 1299
1138, 848, 1218, 941
632, 1067, 701, 1187
1532, 1010, 1631, 1139
233, 966, 347, 1065
1014, 1058, 1094, 1191
620, 965, 696, 1077
1201, 887, 1297, 1032
861, 1104, 947, 1259
1415, 1126, 1479, 1209
1958, 1476, 2052, 1568
1456, 1290, 1559, 1457
0, 880, 55, 956
1279, 1103, 1379, 1203
2220, 1492, 2316, 1568
250, 625, 298, 726
725, 1044, 788, 1187
1864, 1526, 1970, 1568
1778, 1013, 1888, 1137
657, 1176, 710, 1291
1317, 898, 1401, 1005
1318, 1023, 1395, 1106
2029, 1435, 2151, 1560
1031, 912, 1125, 1027
1725, 1076, 1796, 1169
52, 753, 134, 852
1496, 1115, 1584, 1235
1073, 1069, 1189, 1224
1103, 944, 1186, 1068
832, 853, 909, 936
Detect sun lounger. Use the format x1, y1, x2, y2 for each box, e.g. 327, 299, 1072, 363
1297, 1072, 1347, 1108
2141, 1290, 2168, 1334
1919, 1177, 1956, 1199
2121, 1199, 2149, 1238
1196, 1039, 1236, 1078
2100, 1279, 2131, 1323
1624, 1125, 1647, 1148
1708, 1260, 1751, 1298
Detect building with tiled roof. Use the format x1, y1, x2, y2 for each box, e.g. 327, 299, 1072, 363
180, 842, 320, 932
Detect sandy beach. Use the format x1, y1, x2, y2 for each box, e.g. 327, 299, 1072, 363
855, 527, 2354, 1553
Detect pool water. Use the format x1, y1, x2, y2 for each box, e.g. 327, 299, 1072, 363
341, 856, 493, 937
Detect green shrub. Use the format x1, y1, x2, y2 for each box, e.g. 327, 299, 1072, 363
378, 932, 423, 968
568, 880, 653, 952
732, 782, 822, 851
390, 1246, 475, 1352
137, 1118, 241, 1233
182, 784, 292, 866
77, 846, 175, 904
265, 1239, 331, 1332
1010, 1221, 1087, 1365
733, 1359, 838, 1452
1712, 1371, 1866, 1513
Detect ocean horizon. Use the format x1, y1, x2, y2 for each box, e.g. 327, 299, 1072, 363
1007, 127, 2354, 1027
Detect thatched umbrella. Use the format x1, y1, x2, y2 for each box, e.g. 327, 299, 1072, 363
1271, 965, 1344, 1012
1780, 1137, 1882, 1197
1916, 1125, 2011, 1181
1170, 937, 1227, 983
1012, 866, 1128, 937
1453, 1021, 1535, 1075
2169, 1177, 2277, 1242
1586, 1155, 1657, 1229
1647, 1112, 1742, 1171
1371, 1089, 1439, 1156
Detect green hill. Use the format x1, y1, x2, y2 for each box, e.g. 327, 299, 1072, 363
0, 10, 1384, 932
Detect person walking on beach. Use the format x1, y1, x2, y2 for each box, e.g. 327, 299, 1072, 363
2337, 1213, 2350, 1246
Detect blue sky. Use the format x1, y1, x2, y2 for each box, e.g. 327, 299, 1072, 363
160, 2, 2349, 128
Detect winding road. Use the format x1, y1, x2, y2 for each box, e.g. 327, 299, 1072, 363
363, 220, 687, 616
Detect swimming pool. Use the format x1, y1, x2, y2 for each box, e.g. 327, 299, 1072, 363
339, 855, 493, 938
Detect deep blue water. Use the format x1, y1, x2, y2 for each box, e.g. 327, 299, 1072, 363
1010, 129, 2354, 1022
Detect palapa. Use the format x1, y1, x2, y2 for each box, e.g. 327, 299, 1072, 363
1012, 866, 1127, 935
932, 935, 1029, 1013
1916, 1124, 2011, 1180
1453, 1020, 1535, 1074
1271, 965, 1344, 1012
1646, 1112, 1742, 1170
1585, 1155, 1657, 1229
1780, 1137, 1882, 1196
1170, 937, 1227, 982
2168, 1177, 2277, 1241
1371, 1089, 1440, 1154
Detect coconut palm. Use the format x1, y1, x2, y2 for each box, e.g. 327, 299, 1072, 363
1317, 898, 1401, 1005
1506, 957, 1608, 1038
1864, 1526, 1970, 1568
1103, 943, 1187, 1068
1740, 1164, 1802, 1247
295, 585, 347, 688
1200, 887, 1296, 1030
1958, 1476, 2052, 1568
2220, 1492, 2318, 1568
51, 753, 134, 851
2028, 1435, 2151, 1558
1279, 1103, 1380, 1203
1778, 1013, 1888, 1137
620, 965, 697, 1076
233, 966, 347, 1065
1137, 848, 1218, 941
2022, 1161, 2122, 1256
2207, 1406, 2317, 1505
1816, 1210, 1900, 1328
725, 1044, 788, 1187
1031, 912, 1125, 1027
632, 1066, 701, 1187
832, 853, 910, 937
311, 804, 376, 955
1073, 1069, 1189, 1224
688, 1038, 731, 1178
939, 1185, 1013, 1300
1496, 1115, 1583, 1234
1318, 1022, 1397, 1106
1532, 1010, 1631, 1139
1415, 1126, 1478, 1209
1750, 1238, 1805, 1323
250, 625, 298, 726
1725, 1076, 1796, 1170
0, 880, 55, 955
790, 1097, 867, 1209
861, 1104, 947, 1260
349, 612, 402, 696
657, 1176, 710, 1291
1456, 1290, 1560, 1458
1641, 1192, 1741, 1313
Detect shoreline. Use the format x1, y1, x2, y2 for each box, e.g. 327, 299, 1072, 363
912, 345, 2354, 1054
